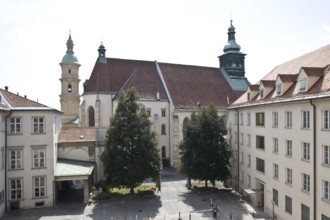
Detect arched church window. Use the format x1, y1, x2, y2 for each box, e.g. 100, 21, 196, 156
183, 117, 189, 126
161, 124, 166, 135
68, 84, 72, 93
88, 106, 95, 127
161, 146, 166, 158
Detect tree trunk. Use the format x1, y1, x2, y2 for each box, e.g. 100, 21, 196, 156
130, 186, 135, 194
205, 180, 208, 188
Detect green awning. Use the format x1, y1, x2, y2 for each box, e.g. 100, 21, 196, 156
55, 159, 94, 178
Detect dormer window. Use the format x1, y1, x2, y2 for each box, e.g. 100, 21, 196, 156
247, 92, 251, 101
259, 89, 264, 98
299, 79, 306, 92
276, 84, 282, 96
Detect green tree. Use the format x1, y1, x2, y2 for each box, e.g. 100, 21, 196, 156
100, 89, 160, 194
179, 105, 231, 188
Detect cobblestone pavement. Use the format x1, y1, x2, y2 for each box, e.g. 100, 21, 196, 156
1, 168, 272, 220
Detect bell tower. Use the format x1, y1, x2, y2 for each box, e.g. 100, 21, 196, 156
59, 33, 81, 125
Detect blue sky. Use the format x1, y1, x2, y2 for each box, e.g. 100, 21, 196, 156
1, 0, 330, 109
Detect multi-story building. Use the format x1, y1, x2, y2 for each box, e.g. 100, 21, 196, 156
227, 44, 330, 219
0, 87, 61, 210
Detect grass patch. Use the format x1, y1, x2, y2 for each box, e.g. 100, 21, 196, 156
93, 184, 157, 200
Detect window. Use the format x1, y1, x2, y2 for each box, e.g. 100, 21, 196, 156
322, 214, 330, 220
9, 149, 22, 169
256, 135, 265, 150
161, 124, 166, 135
33, 176, 46, 198
302, 173, 310, 192
256, 158, 265, 173
67, 84, 72, 93
301, 204, 310, 220
248, 175, 251, 187
302, 111, 310, 129
247, 113, 251, 126
247, 92, 251, 101
240, 133, 244, 145
322, 180, 330, 201
146, 108, 151, 117
88, 107, 95, 127
1, 147, 4, 170
285, 140, 292, 157
32, 117, 44, 134
161, 146, 166, 158
323, 145, 330, 165
285, 195, 292, 214
248, 154, 251, 167
32, 148, 45, 168
273, 189, 278, 205
256, 112, 265, 126
259, 89, 264, 98
285, 111, 292, 128
247, 134, 251, 146
0, 190, 3, 205
276, 84, 282, 95
234, 132, 238, 143
323, 110, 330, 130
234, 113, 238, 125
286, 168, 292, 185
273, 138, 278, 153
240, 113, 243, 125
161, 109, 166, 117
240, 152, 244, 164
273, 163, 279, 180
299, 79, 306, 91
302, 142, 310, 161
272, 112, 278, 127
240, 171, 244, 183
68, 69, 71, 74
9, 117, 21, 134
9, 178, 22, 200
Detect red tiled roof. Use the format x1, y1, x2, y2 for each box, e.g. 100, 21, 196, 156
84, 58, 240, 110
277, 74, 298, 82
302, 67, 324, 76
248, 85, 259, 91
0, 88, 49, 108
260, 80, 275, 87
59, 127, 97, 143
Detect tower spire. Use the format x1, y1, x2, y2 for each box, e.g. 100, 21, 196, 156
223, 20, 241, 53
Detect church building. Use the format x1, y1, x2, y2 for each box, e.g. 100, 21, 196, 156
56, 20, 249, 202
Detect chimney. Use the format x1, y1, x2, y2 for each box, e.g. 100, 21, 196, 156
5, 86, 8, 91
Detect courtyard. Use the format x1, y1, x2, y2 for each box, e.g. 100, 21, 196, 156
1, 168, 271, 220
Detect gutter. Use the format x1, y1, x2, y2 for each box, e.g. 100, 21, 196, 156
235, 108, 240, 192
309, 100, 316, 220
4, 110, 12, 212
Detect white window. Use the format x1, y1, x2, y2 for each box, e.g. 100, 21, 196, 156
273, 138, 279, 153
240, 152, 244, 164
9, 178, 22, 200
299, 78, 306, 91
302, 111, 310, 129
322, 180, 330, 201
302, 173, 310, 192
9, 117, 21, 134
302, 142, 310, 161
286, 168, 293, 185
1, 147, 4, 170
273, 163, 279, 180
240, 113, 243, 125
323, 145, 330, 165
33, 176, 46, 198
32, 117, 45, 134
272, 112, 278, 127
323, 110, 330, 130
240, 133, 244, 145
286, 140, 293, 157
247, 113, 251, 126
32, 148, 46, 168
247, 134, 251, 146
285, 111, 292, 128
161, 109, 166, 117
9, 149, 22, 169
276, 84, 282, 95
248, 154, 251, 167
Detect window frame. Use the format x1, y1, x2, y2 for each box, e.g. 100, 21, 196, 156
272, 112, 278, 128
161, 109, 166, 117
285, 195, 292, 214
9, 117, 22, 134
33, 176, 46, 198
286, 168, 293, 185
273, 163, 279, 180
256, 157, 265, 173
9, 149, 23, 170
256, 112, 265, 126
302, 110, 310, 129
285, 111, 292, 128
322, 110, 330, 130
323, 145, 330, 165
273, 137, 279, 154
32, 117, 45, 134
256, 135, 265, 150
161, 124, 166, 135
299, 78, 307, 92
285, 140, 293, 157
32, 148, 46, 169
302, 173, 310, 193
273, 188, 278, 205
323, 180, 330, 201
9, 178, 23, 200
302, 142, 310, 161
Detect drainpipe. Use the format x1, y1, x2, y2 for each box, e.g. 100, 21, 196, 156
235, 109, 240, 193
168, 102, 171, 167
4, 110, 12, 212
309, 100, 316, 220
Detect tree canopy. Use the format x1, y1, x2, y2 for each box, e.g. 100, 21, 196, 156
179, 105, 231, 187
100, 89, 160, 194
